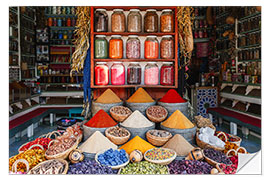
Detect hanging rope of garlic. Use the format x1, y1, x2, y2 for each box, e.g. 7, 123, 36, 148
177, 6, 194, 69
70, 7, 91, 76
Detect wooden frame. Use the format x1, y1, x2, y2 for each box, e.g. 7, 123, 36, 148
90, 6, 178, 88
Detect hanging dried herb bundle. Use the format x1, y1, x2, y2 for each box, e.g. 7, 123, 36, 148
70, 7, 91, 76
177, 7, 194, 69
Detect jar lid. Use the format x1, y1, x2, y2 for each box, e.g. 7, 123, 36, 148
111, 35, 122, 38
147, 62, 157, 64
96, 62, 107, 65
146, 9, 157, 12
113, 9, 124, 11
163, 62, 173, 64
162, 9, 173, 12
95, 9, 106, 12
128, 35, 139, 38
113, 61, 122, 63
130, 62, 140, 64
96, 35, 106, 38
130, 9, 140, 12
162, 35, 173, 38
146, 35, 157, 38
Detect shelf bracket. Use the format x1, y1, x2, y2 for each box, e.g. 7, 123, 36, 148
246, 85, 261, 95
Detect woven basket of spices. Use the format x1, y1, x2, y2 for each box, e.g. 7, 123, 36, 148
45, 137, 78, 160
105, 126, 131, 145
196, 132, 225, 151
146, 130, 172, 146
28, 159, 69, 174
216, 131, 242, 147
126, 102, 156, 116
146, 106, 168, 123
202, 148, 232, 167
109, 106, 132, 122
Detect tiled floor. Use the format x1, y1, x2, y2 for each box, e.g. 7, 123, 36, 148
9, 119, 261, 157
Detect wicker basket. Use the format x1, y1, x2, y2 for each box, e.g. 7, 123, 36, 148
47, 131, 62, 139
18, 143, 45, 154
202, 149, 232, 167
109, 106, 132, 122
216, 131, 242, 146
28, 159, 69, 174
146, 106, 168, 123
144, 148, 176, 165
95, 149, 130, 169
146, 130, 172, 146
105, 127, 131, 145
118, 165, 170, 174
196, 132, 225, 151
10, 159, 30, 174
45, 138, 78, 160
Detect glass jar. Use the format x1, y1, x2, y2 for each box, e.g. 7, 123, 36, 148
160, 9, 174, 33
144, 62, 159, 85
127, 9, 142, 32
127, 62, 141, 84
144, 9, 158, 33
160, 35, 174, 59
94, 35, 108, 59
111, 9, 126, 32
144, 36, 159, 59
95, 62, 109, 85
109, 35, 123, 59
126, 35, 141, 59
111, 62, 125, 85
94, 9, 108, 32
160, 62, 174, 86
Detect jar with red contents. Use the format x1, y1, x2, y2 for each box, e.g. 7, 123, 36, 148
95, 62, 109, 85
109, 35, 123, 59
144, 62, 159, 85
160, 35, 174, 59
160, 62, 174, 86
144, 36, 159, 59
111, 62, 125, 85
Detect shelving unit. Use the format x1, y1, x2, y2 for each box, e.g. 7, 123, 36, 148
90, 6, 178, 89
219, 7, 261, 118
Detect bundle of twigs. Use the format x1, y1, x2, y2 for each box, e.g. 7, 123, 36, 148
70, 7, 91, 76
177, 7, 194, 70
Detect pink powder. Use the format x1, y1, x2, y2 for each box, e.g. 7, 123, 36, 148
144, 66, 159, 85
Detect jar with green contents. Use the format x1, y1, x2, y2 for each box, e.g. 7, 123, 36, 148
95, 35, 108, 59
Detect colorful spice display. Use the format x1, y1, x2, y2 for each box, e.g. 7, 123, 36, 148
84, 109, 117, 128
97, 148, 128, 166
161, 110, 194, 129
120, 161, 169, 174
68, 160, 118, 174
159, 89, 186, 103
95, 89, 122, 104
121, 110, 154, 128
218, 156, 238, 174
19, 138, 52, 152
203, 148, 232, 165
162, 134, 194, 156
79, 131, 117, 154
9, 149, 46, 173
126, 88, 155, 103
145, 148, 175, 160
168, 160, 212, 174
215, 131, 241, 143
120, 136, 155, 154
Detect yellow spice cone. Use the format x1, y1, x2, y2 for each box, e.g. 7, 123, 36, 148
161, 110, 194, 129
95, 88, 122, 103
126, 88, 154, 103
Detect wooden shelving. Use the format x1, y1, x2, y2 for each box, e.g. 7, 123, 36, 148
90, 6, 179, 89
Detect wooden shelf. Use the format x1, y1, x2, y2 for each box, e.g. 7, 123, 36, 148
92, 6, 176, 11
238, 44, 261, 49
220, 92, 261, 105
50, 52, 70, 55
221, 81, 261, 87
94, 59, 175, 62
93, 32, 175, 36
92, 85, 177, 89
238, 59, 261, 63
220, 106, 261, 119
40, 83, 83, 85
238, 28, 261, 35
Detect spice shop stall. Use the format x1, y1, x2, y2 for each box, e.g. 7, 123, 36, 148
9, 6, 261, 175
